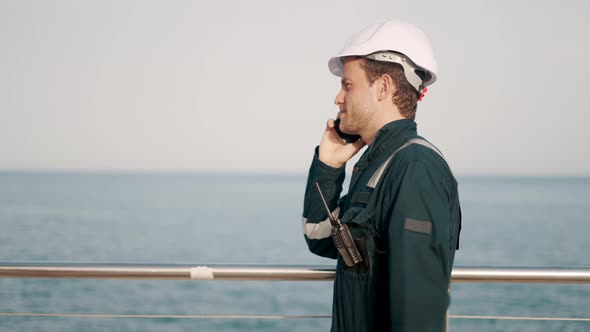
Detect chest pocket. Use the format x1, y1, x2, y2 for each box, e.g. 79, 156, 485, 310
339, 187, 386, 276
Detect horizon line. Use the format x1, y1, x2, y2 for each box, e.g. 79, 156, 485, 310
0, 169, 589, 179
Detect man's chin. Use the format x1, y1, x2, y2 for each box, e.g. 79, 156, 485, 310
340, 124, 357, 135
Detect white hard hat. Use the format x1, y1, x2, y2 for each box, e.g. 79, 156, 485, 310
328, 20, 438, 92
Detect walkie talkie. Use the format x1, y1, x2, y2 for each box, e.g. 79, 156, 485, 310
315, 182, 363, 267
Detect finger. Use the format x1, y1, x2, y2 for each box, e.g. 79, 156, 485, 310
326, 118, 335, 129
323, 118, 341, 143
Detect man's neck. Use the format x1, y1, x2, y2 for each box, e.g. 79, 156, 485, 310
361, 109, 406, 145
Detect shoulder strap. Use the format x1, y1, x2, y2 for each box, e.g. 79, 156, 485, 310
367, 138, 446, 189
356, 137, 460, 251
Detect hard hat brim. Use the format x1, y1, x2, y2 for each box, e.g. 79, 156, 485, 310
328, 54, 437, 87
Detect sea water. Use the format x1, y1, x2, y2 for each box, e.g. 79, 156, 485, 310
0, 173, 589, 331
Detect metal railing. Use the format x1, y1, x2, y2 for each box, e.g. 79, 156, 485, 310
2, 263, 590, 283
1, 263, 589, 323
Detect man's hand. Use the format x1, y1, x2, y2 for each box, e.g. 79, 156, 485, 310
318, 119, 366, 168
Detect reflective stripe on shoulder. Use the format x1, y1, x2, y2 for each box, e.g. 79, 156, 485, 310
367, 138, 446, 188
302, 207, 339, 240
408, 138, 445, 161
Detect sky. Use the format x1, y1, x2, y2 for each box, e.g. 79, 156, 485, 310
1, 0, 589, 176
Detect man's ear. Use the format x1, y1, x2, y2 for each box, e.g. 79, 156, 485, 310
377, 73, 396, 101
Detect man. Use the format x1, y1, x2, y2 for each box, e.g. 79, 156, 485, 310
302, 20, 461, 331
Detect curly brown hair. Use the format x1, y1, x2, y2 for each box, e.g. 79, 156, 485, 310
359, 58, 420, 120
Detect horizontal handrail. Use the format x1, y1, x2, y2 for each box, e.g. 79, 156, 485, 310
1, 263, 590, 283
0, 312, 589, 322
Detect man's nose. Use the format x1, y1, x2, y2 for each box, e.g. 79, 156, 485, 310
334, 89, 345, 106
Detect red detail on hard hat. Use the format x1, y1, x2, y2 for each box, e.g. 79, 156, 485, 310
418, 86, 428, 101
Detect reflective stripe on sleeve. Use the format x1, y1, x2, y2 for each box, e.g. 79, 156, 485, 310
302, 207, 340, 240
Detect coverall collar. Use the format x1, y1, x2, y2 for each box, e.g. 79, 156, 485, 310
361, 118, 417, 167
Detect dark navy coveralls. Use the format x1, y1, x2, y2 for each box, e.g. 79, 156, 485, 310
303, 119, 461, 332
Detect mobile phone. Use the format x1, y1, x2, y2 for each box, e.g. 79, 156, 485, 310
333, 118, 361, 144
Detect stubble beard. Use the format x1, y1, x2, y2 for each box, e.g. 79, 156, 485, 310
340, 102, 372, 135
